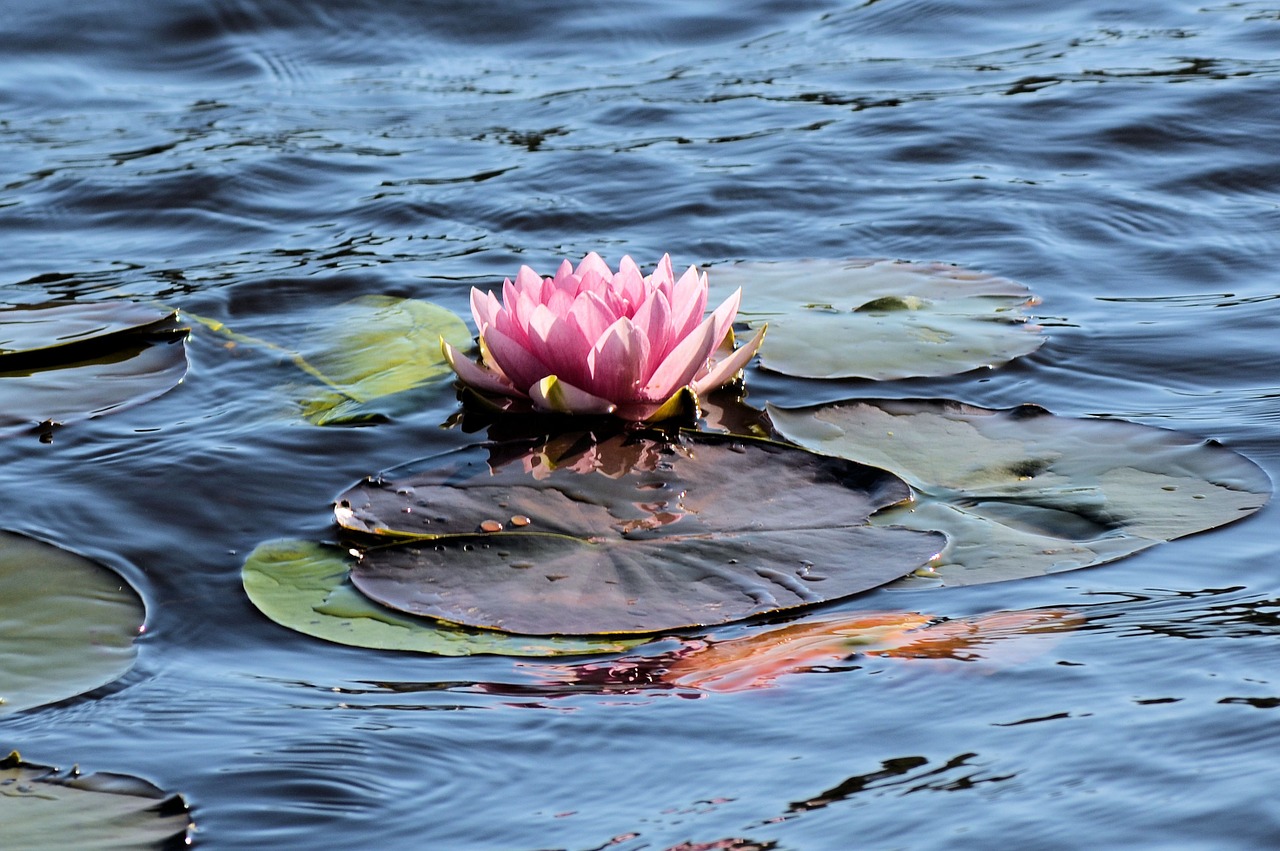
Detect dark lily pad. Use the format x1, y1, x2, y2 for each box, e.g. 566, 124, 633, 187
710, 259, 1044, 380
0, 531, 144, 716
242, 539, 643, 656
0, 303, 188, 434
0, 338, 188, 435
769, 399, 1272, 586
0, 302, 182, 368
336, 433, 946, 635
0, 751, 191, 849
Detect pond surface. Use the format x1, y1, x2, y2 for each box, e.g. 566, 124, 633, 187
3, 0, 1280, 847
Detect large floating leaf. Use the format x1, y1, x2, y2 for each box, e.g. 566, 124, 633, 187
769, 399, 1271, 586
187, 295, 470, 425
294, 295, 471, 424
710, 259, 1044, 380
0, 531, 144, 716
0, 751, 191, 849
0, 339, 188, 435
336, 433, 945, 635
0, 303, 187, 434
0, 302, 182, 367
242, 539, 642, 656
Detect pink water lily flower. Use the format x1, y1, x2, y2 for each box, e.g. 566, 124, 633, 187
443, 253, 766, 420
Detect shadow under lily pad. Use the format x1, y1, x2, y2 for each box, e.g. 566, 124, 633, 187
710, 258, 1044, 380
0, 751, 191, 849
769, 398, 1272, 586
335, 432, 946, 635
0, 531, 144, 716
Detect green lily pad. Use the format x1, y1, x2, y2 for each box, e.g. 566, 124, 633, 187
0, 751, 191, 849
242, 539, 643, 656
710, 259, 1044, 380
1, 531, 144, 716
295, 295, 471, 425
187, 295, 470, 425
337, 433, 946, 635
0, 302, 182, 368
769, 399, 1272, 586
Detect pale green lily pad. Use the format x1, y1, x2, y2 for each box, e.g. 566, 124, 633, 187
185, 295, 470, 425
710, 259, 1044, 380
0, 751, 191, 849
294, 295, 471, 424
769, 399, 1271, 586
242, 539, 643, 656
337, 433, 946, 635
1, 531, 144, 716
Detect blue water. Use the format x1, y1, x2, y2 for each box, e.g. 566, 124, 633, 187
3, 0, 1279, 848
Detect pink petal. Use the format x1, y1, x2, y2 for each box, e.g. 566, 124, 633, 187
587, 317, 649, 403
705, 287, 742, 353
545, 286, 575, 317
669, 266, 709, 339
629, 288, 673, 379
649, 254, 676, 301
442, 340, 522, 398
482, 325, 554, 393
692, 323, 766, 394
567, 291, 616, 350
526, 303, 592, 389
575, 252, 612, 280
470, 287, 502, 334
529, 376, 617, 416
640, 314, 720, 401
614, 256, 647, 314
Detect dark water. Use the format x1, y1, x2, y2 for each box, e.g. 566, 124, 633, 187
3, 0, 1279, 848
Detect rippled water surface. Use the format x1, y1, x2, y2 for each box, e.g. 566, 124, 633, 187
3, 0, 1280, 848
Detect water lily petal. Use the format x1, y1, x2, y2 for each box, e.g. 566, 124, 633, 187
706, 287, 742, 351
588, 317, 649, 402
670, 265, 709, 339
482, 325, 554, 393
567, 291, 616, 351
641, 313, 720, 400
576, 252, 612, 280
692, 323, 767, 394
527, 304, 592, 389
615, 256, 648, 315
529, 375, 618, 415
442, 340, 520, 397
630, 288, 673, 378
650, 254, 676, 301
470, 287, 502, 334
